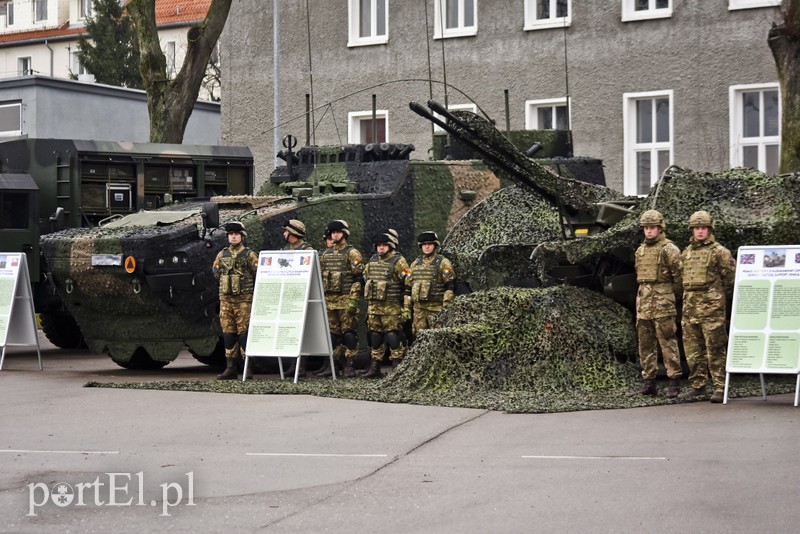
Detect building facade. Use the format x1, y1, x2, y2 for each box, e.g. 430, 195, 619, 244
221, 0, 783, 193
0, 0, 218, 99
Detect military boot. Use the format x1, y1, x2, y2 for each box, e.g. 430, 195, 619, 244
677, 387, 705, 400
666, 379, 680, 399
286, 357, 307, 378
343, 357, 357, 378
710, 390, 724, 403
216, 357, 238, 380
627, 379, 657, 397
362, 360, 383, 378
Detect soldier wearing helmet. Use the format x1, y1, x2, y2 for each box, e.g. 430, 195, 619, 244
678, 210, 735, 403
628, 210, 683, 399
317, 219, 364, 377
282, 219, 314, 251
362, 230, 411, 377
212, 221, 259, 380
403, 231, 456, 336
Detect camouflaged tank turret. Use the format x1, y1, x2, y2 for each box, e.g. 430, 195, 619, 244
39, 142, 503, 369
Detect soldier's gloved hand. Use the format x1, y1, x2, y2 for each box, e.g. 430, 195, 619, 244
402, 309, 412, 322
346, 299, 359, 315
442, 290, 454, 308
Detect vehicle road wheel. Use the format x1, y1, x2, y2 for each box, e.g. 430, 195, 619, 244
40, 311, 87, 349
112, 347, 170, 370
190, 339, 226, 368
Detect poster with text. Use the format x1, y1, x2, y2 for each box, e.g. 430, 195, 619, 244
0, 254, 23, 345
727, 245, 800, 374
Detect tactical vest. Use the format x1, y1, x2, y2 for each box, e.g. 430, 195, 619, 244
411, 255, 445, 303
321, 245, 355, 295
218, 247, 255, 297
683, 242, 719, 290
364, 253, 403, 303
636, 238, 673, 283
283, 241, 314, 251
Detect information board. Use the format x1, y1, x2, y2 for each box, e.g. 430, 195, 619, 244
0, 253, 42, 370
244, 250, 333, 382
725, 245, 800, 405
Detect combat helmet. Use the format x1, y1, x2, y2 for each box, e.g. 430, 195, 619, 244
417, 230, 440, 248
326, 219, 350, 237
284, 219, 306, 239
639, 210, 666, 229
688, 210, 714, 229
224, 221, 246, 235
385, 228, 400, 248
374, 232, 396, 250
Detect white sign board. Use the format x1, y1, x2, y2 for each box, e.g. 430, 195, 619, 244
725, 245, 800, 405
0, 253, 42, 370
244, 250, 333, 382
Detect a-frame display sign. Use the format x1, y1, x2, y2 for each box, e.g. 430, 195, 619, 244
0, 253, 42, 370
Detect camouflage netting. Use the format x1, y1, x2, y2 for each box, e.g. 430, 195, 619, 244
530, 167, 800, 283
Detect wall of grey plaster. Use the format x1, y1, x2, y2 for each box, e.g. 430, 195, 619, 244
0, 76, 220, 145
221, 1, 782, 192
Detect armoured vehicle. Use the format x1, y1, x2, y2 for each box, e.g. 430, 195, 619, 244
0, 138, 253, 350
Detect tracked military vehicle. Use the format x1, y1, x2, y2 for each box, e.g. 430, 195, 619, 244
39, 142, 509, 368
0, 138, 254, 349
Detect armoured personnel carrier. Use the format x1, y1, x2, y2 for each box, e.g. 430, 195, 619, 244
0, 138, 253, 349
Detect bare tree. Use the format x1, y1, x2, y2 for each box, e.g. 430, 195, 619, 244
769, 0, 800, 172
127, 0, 232, 143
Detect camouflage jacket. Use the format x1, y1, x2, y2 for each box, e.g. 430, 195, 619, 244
405, 252, 456, 311
212, 244, 259, 301
681, 235, 735, 321
635, 233, 682, 320
364, 250, 410, 313
320, 241, 364, 308
282, 239, 315, 251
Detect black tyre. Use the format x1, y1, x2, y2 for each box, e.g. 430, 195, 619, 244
40, 312, 87, 349
189, 339, 226, 368
112, 347, 170, 370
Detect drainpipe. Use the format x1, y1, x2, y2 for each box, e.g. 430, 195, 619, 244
44, 40, 54, 76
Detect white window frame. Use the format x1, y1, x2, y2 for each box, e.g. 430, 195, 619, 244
165, 41, 176, 77
348, 0, 388, 47
621, 0, 672, 22
433, 103, 477, 132
0, 102, 22, 137
80, 0, 93, 19
433, 0, 477, 40
525, 97, 571, 130
524, 0, 571, 31
71, 51, 86, 76
33, 0, 47, 22
729, 83, 781, 174
5, 0, 14, 27
728, 0, 781, 10
17, 56, 31, 76
348, 110, 389, 144
623, 90, 674, 196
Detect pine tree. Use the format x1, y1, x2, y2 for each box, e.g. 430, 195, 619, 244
76, 0, 143, 89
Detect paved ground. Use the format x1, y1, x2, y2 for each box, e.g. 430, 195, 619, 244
2, 333, 800, 533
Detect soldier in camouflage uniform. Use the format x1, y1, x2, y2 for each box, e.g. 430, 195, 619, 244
403, 231, 456, 335
362, 231, 410, 378
629, 210, 683, 398
282, 219, 315, 377
212, 221, 259, 380
677, 211, 736, 403
319, 220, 364, 377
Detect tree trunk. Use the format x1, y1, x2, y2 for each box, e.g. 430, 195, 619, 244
127, 0, 233, 144
769, 1, 800, 173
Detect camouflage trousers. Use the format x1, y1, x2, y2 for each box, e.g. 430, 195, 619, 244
636, 316, 682, 380
411, 306, 442, 336
220, 298, 252, 335
681, 316, 728, 392
367, 312, 406, 362
327, 307, 359, 359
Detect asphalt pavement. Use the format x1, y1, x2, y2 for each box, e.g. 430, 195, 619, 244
1, 332, 799, 533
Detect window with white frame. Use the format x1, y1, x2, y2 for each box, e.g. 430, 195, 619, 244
0, 102, 22, 136
17, 57, 31, 76
433, 103, 477, 131
433, 0, 477, 39
623, 91, 673, 196
729, 84, 780, 174
4, 1, 14, 27
165, 41, 176, 77
348, 110, 388, 144
524, 0, 571, 31
621, 0, 671, 22
33, 0, 47, 22
728, 0, 781, 10
525, 98, 570, 130
80, 0, 93, 19
348, 0, 388, 47
71, 51, 86, 76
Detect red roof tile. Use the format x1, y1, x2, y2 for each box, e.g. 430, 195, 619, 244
0, 0, 211, 45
